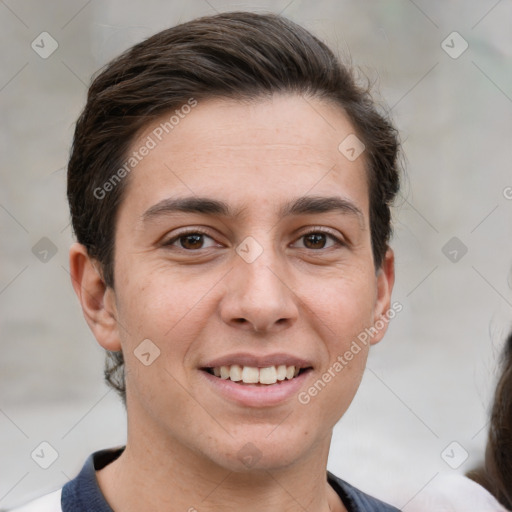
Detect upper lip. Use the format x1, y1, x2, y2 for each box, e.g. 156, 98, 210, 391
201, 352, 313, 369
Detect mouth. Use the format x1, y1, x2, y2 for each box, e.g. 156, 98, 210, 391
202, 364, 312, 385
199, 353, 314, 406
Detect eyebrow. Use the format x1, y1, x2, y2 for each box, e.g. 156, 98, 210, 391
142, 195, 364, 226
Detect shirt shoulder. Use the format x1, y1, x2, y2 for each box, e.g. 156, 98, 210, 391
5, 448, 121, 512
60, 447, 122, 511
402, 473, 508, 512
6, 489, 62, 512
328, 472, 401, 512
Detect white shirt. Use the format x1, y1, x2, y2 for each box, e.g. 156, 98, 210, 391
404, 473, 509, 512
7, 489, 62, 512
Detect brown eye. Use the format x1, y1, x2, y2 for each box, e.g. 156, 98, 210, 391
303, 233, 328, 249
293, 230, 343, 250
165, 230, 218, 250
180, 234, 205, 250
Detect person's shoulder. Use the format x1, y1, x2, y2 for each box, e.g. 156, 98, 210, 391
403, 473, 508, 512
4, 488, 62, 512
328, 472, 401, 511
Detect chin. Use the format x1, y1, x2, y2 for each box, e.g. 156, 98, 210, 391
206, 425, 320, 473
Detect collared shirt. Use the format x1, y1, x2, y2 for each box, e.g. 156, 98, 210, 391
9, 447, 400, 511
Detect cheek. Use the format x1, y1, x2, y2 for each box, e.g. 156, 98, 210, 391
299, 348, 369, 430
293, 275, 374, 419
302, 272, 376, 346
115, 267, 219, 367
116, 269, 181, 331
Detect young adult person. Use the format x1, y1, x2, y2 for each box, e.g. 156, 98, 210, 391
480, 329, 512, 509
11, 12, 402, 512
405, 332, 512, 512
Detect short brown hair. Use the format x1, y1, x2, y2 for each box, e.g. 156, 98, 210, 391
67, 11, 401, 401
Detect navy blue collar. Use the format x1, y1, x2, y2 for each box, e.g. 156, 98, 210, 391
61, 448, 120, 511
62, 447, 399, 511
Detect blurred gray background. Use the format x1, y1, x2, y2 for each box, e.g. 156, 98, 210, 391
1, 0, 512, 509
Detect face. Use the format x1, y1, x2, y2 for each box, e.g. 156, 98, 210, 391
80, 94, 394, 472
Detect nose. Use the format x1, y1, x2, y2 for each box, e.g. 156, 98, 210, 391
218, 247, 299, 334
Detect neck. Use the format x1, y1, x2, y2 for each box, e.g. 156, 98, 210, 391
96, 419, 346, 512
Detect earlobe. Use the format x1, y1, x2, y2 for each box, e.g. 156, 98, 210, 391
69, 242, 122, 352
370, 248, 395, 345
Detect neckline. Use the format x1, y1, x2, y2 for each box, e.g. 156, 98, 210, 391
88, 447, 360, 512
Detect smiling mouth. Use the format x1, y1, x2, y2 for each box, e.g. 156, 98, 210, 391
202, 364, 312, 385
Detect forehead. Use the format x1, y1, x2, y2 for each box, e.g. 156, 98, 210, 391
121, 94, 369, 219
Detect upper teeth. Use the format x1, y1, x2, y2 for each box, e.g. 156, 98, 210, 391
212, 365, 300, 384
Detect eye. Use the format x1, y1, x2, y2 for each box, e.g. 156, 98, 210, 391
163, 228, 344, 252
292, 229, 344, 250
164, 229, 220, 250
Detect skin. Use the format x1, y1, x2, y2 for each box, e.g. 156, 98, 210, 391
70, 94, 394, 512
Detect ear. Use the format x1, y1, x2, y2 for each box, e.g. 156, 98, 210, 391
369, 248, 395, 345
69, 242, 121, 351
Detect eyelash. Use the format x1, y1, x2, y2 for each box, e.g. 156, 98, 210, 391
163, 227, 345, 251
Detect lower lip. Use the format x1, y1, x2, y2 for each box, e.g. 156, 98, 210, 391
199, 369, 312, 408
